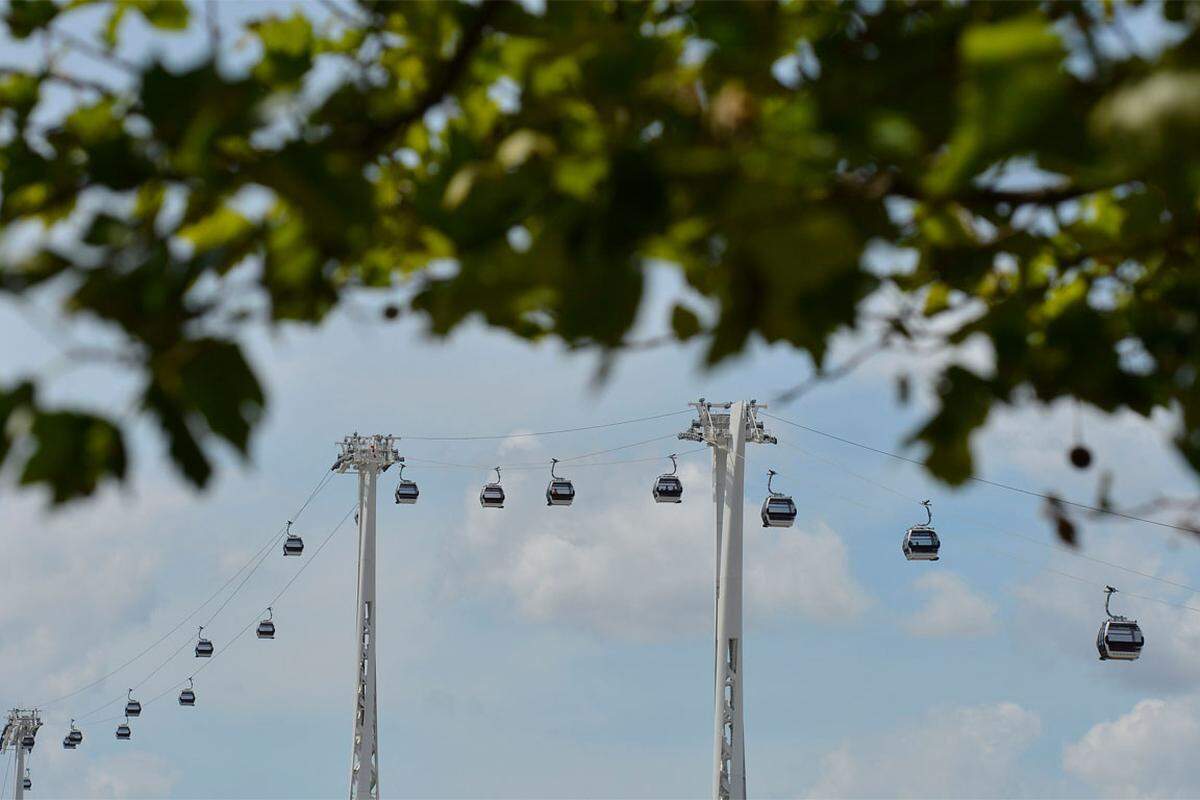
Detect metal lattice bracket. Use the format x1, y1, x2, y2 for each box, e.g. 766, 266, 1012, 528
2, 710, 42, 800
678, 399, 776, 448
334, 434, 402, 475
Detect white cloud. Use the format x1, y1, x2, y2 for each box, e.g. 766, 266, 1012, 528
447, 459, 870, 640
1064, 696, 1200, 798
806, 702, 1042, 799
904, 572, 998, 638
84, 751, 179, 798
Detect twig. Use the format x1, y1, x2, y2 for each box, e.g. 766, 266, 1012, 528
363, 0, 501, 151
206, 0, 221, 54
318, 0, 373, 28
48, 27, 140, 75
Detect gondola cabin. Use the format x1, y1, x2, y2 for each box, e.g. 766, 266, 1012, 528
394, 465, 419, 505
115, 723, 131, 740
179, 688, 196, 706
546, 479, 575, 507
480, 484, 505, 508
902, 525, 941, 561
283, 533, 304, 557
761, 495, 797, 527
394, 480, 419, 505
760, 469, 797, 528
257, 619, 276, 639
1097, 619, 1144, 661
652, 475, 683, 504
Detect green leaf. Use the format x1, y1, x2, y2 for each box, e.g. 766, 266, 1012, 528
926, 14, 1067, 195
3, 0, 58, 39
252, 13, 315, 86
671, 304, 702, 340
907, 366, 995, 485
20, 411, 127, 504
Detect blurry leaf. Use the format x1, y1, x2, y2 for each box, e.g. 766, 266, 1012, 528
0, 381, 35, 466
671, 304, 702, 340
927, 14, 1067, 195
1042, 495, 1078, 547
907, 366, 994, 485
252, 13, 315, 86
3, 0, 58, 39
20, 411, 127, 503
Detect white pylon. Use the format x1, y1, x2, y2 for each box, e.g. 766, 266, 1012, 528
1, 709, 41, 800
335, 434, 401, 800
680, 400, 775, 800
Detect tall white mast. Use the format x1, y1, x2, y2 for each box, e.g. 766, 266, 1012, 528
680, 401, 775, 800
335, 434, 401, 800
1, 709, 41, 800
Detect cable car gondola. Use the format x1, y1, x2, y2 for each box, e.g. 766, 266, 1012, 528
195, 625, 214, 658
394, 463, 419, 505
115, 718, 131, 740
283, 520, 304, 557
20, 733, 34, 750
63, 734, 75, 750
546, 459, 575, 507
760, 470, 797, 528
1098, 586, 1144, 661
65, 721, 82, 748
480, 467, 505, 509
23, 770, 31, 790
652, 454, 683, 504
125, 689, 141, 718
257, 607, 276, 639
902, 500, 941, 561
179, 677, 196, 707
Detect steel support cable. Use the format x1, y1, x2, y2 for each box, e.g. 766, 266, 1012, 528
398, 409, 691, 441
401, 448, 708, 471
38, 469, 335, 711
764, 412, 1200, 535
781, 440, 1200, 616
83, 505, 357, 726
403, 434, 683, 471
777, 438, 1200, 598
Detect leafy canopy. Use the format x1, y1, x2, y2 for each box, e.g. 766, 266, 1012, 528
2, 0, 1200, 511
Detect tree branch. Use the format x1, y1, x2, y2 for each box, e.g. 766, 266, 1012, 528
364, 0, 502, 152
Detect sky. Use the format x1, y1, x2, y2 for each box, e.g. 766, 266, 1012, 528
3, 2, 1200, 799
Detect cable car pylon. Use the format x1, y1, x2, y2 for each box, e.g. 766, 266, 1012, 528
679, 400, 776, 800
1, 709, 42, 800
334, 433, 401, 800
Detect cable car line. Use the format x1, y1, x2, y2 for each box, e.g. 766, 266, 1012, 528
397, 409, 691, 441
764, 412, 1200, 535
33, 470, 336, 711
78, 505, 357, 727
402, 436, 693, 471
783, 439, 1200, 616
779, 439, 1200, 599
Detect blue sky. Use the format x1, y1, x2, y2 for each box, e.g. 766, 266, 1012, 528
3, 2, 1200, 798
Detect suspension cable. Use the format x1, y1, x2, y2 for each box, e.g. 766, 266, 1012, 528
780, 438, 1200, 616
765, 412, 1200, 535
41, 469, 335, 712
398, 409, 691, 441
403, 434, 685, 471
84, 505, 357, 725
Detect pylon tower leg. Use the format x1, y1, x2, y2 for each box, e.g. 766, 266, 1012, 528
350, 467, 379, 799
